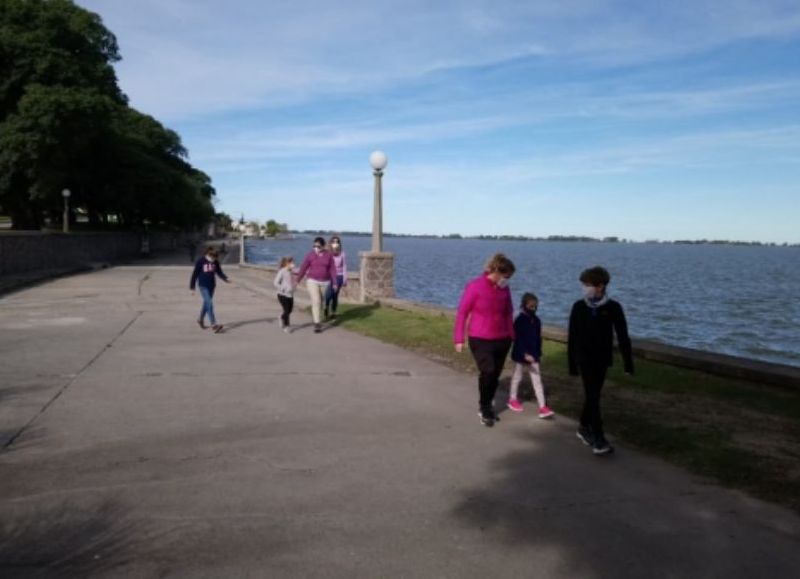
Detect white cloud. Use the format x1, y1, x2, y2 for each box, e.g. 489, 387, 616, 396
76, 0, 800, 119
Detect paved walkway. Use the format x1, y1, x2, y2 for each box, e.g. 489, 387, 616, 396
1, 264, 799, 578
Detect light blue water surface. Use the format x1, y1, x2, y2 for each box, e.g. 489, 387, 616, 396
245, 236, 800, 368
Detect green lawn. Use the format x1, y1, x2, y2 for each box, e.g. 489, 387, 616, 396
333, 302, 800, 512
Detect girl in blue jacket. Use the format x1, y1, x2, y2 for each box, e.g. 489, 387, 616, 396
190, 247, 230, 333
508, 293, 554, 418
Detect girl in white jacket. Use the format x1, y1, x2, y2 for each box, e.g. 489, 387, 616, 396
273, 257, 296, 333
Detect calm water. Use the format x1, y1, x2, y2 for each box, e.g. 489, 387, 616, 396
246, 236, 800, 368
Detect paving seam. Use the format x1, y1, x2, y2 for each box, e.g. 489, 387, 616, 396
1, 311, 144, 451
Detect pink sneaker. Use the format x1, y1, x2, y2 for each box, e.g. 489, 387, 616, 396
538, 405, 555, 419
507, 399, 523, 412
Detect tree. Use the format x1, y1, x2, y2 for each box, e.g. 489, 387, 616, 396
0, 84, 118, 228
265, 219, 284, 237
0, 0, 215, 230
0, 0, 125, 119
214, 212, 233, 233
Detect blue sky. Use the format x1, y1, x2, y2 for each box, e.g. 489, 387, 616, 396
77, 0, 800, 242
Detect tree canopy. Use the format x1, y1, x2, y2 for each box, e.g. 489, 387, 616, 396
0, 0, 215, 229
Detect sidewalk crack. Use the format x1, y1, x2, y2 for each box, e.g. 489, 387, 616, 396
2, 311, 143, 451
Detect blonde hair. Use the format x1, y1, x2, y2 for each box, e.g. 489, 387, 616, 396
484, 253, 516, 276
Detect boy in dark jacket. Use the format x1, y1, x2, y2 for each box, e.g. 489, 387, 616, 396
190, 247, 230, 333
568, 266, 633, 455
508, 293, 554, 418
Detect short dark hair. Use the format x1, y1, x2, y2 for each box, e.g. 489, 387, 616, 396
520, 292, 538, 307
485, 253, 516, 276
579, 266, 610, 287
313, 237, 325, 246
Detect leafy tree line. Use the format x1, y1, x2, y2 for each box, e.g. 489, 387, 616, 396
0, 0, 215, 230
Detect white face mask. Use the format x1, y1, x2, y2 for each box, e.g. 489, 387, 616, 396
583, 285, 596, 299
313, 246, 321, 254
331, 243, 340, 250
496, 277, 510, 289
206, 255, 215, 262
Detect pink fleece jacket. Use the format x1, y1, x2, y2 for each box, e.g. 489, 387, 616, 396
453, 274, 515, 344
296, 249, 338, 284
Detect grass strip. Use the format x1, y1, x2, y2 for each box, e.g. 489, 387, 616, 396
334, 302, 800, 512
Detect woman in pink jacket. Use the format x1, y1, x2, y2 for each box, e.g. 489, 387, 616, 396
296, 237, 338, 333
454, 253, 516, 427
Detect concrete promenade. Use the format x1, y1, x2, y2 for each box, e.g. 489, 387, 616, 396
1, 262, 799, 578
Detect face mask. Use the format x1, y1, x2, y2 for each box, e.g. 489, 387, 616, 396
583, 285, 596, 299
206, 255, 215, 262
331, 243, 340, 249
313, 246, 321, 254
496, 277, 510, 289
525, 306, 537, 315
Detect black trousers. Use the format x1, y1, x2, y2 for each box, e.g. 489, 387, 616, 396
278, 294, 293, 326
580, 365, 608, 438
469, 337, 512, 413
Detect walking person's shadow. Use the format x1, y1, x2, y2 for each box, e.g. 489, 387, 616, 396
215, 317, 274, 333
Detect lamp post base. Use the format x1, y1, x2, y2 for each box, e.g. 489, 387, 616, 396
359, 251, 395, 302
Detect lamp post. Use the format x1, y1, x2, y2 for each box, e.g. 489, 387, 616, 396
369, 151, 388, 252
61, 189, 71, 233
359, 151, 394, 302
238, 214, 246, 265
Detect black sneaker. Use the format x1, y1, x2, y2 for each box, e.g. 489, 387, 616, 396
592, 437, 614, 455
478, 411, 494, 427
576, 426, 594, 446
314, 324, 322, 333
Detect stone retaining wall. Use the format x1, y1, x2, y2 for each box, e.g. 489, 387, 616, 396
0, 231, 193, 276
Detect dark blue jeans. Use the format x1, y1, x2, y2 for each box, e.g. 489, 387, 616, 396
325, 275, 344, 313
199, 286, 217, 325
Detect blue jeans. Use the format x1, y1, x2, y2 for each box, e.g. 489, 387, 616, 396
198, 286, 217, 325
325, 275, 344, 313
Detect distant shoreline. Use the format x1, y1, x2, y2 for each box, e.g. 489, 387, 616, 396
289, 230, 799, 247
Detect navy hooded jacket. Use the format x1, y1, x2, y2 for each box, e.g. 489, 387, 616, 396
190, 257, 228, 291
511, 310, 542, 363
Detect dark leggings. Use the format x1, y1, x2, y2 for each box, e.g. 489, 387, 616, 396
325, 275, 344, 312
469, 337, 512, 414
580, 365, 608, 438
278, 295, 293, 326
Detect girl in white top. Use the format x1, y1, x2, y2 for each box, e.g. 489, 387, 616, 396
273, 256, 296, 333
